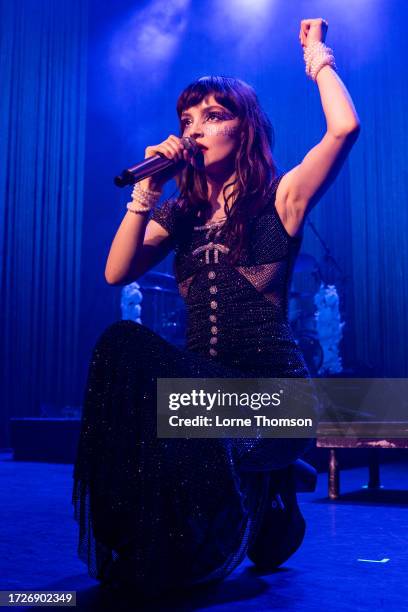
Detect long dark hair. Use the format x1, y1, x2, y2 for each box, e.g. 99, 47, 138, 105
175, 75, 278, 264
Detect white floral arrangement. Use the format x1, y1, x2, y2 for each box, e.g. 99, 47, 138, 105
314, 283, 344, 374
121, 282, 143, 323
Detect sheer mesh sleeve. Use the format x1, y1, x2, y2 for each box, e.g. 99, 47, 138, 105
150, 197, 180, 236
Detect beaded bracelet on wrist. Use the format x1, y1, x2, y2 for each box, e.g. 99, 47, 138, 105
126, 203, 151, 214
131, 182, 162, 199
126, 182, 161, 213
304, 41, 336, 81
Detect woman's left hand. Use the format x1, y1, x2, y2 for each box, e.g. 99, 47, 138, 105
299, 18, 328, 50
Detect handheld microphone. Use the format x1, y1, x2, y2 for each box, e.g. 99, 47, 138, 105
114, 137, 199, 187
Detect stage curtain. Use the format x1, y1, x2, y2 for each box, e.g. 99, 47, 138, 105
0, 0, 88, 446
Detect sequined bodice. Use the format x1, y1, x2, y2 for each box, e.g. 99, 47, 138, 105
151, 178, 306, 376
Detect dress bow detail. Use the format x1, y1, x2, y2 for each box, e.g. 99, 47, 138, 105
192, 242, 230, 264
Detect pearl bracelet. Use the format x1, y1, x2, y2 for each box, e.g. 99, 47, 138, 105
304, 41, 336, 81
132, 182, 162, 199
127, 203, 150, 214
126, 182, 161, 213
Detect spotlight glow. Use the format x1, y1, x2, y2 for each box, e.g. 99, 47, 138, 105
109, 0, 191, 83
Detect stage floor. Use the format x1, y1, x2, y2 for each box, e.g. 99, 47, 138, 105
0, 452, 407, 611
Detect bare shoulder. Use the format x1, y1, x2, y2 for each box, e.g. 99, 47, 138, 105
274, 166, 304, 238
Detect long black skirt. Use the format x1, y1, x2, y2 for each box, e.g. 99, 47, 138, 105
72, 320, 313, 595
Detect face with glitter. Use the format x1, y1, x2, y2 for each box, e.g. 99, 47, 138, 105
180, 94, 242, 175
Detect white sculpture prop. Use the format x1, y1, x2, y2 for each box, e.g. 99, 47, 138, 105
314, 283, 344, 375
121, 282, 143, 323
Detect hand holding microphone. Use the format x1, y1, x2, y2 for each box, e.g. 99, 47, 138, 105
114, 135, 199, 192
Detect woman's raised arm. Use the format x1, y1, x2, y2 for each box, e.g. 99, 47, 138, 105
276, 18, 360, 236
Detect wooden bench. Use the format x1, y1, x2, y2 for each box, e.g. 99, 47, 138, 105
317, 421, 408, 499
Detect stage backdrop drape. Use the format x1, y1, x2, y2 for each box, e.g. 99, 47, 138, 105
0, 0, 88, 446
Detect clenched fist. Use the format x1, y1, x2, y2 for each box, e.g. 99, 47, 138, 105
299, 18, 328, 50
139, 135, 194, 193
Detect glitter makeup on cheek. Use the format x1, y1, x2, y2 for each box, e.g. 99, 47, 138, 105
203, 125, 240, 136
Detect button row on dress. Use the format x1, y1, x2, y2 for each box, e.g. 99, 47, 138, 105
209, 270, 218, 356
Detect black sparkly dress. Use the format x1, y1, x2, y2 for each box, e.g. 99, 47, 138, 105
72, 175, 314, 595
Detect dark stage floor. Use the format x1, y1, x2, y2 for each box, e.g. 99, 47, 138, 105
0, 452, 407, 611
